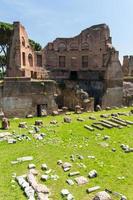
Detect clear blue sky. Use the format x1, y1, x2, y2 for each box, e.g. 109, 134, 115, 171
0, 0, 133, 62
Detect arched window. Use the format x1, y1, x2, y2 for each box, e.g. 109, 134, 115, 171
22, 37, 25, 47
81, 42, 89, 50
28, 54, 33, 67
22, 52, 26, 66
58, 43, 66, 51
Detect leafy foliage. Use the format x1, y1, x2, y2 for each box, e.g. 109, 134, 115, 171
0, 22, 13, 31
29, 39, 42, 51
0, 55, 6, 66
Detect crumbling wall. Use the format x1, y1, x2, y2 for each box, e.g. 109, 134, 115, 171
7, 22, 46, 79
0, 78, 57, 117
122, 55, 133, 76
44, 23, 123, 109
43, 24, 111, 80
102, 51, 123, 107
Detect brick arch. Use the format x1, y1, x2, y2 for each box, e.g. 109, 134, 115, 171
81, 42, 89, 50
58, 42, 66, 51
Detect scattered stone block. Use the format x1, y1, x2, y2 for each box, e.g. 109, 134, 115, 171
28, 164, 36, 169
69, 171, 80, 177
28, 130, 35, 134
50, 120, 57, 124
70, 154, 75, 162
52, 111, 59, 116
100, 114, 109, 118
103, 136, 110, 140
93, 191, 112, 200
89, 116, 96, 120
41, 175, 49, 181
106, 107, 111, 110
16, 176, 35, 199
112, 148, 116, 152
51, 174, 59, 180
88, 170, 97, 178
61, 189, 70, 197
99, 122, 112, 129
75, 176, 88, 185
62, 162, 72, 171
19, 122, 27, 128
121, 196, 127, 200
96, 105, 102, 111
29, 169, 38, 175
86, 186, 100, 193
84, 125, 94, 131
41, 164, 48, 170
110, 118, 127, 126
37, 193, 49, 200
62, 107, 68, 112
92, 124, 104, 130
45, 169, 52, 174
64, 117, 72, 123
34, 126, 40, 133
17, 156, 33, 162
1, 117, 10, 129
78, 155, 84, 160
8, 139, 16, 144
77, 117, 84, 122
26, 114, 33, 118
57, 160, 63, 165
35, 120, 43, 126
66, 193, 74, 200
66, 179, 74, 186
88, 155, 95, 159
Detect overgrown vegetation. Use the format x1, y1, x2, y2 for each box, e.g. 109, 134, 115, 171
0, 22, 13, 31
0, 107, 133, 199
29, 39, 42, 51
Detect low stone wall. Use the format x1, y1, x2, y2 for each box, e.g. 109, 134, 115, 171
0, 78, 57, 117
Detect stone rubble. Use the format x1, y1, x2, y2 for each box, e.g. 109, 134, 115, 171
74, 176, 88, 185
93, 191, 112, 200
88, 170, 98, 178
86, 186, 100, 193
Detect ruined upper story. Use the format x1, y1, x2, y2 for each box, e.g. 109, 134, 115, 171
43, 24, 119, 73
6, 22, 46, 79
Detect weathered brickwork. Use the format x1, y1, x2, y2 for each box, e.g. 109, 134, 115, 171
0, 22, 124, 116
0, 78, 57, 117
44, 24, 123, 108
122, 56, 133, 76
7, 22, 47, 79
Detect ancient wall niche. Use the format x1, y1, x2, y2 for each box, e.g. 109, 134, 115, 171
28, 53, 33, 67
22, 37, 25, 47
58, 43, 66, 51
22, 52, 26, 66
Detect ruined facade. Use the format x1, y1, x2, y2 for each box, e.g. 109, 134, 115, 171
44, 24, 123, 109
122, 55, 133, 76
0, 22, 124, 117
6, 22, 47, 79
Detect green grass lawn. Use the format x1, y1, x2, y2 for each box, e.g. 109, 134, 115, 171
0, 107, 133, 200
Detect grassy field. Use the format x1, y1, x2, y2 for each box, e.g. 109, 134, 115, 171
0, 107, 133, 200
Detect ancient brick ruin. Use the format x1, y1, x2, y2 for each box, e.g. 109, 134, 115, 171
44, 24, 123, 109
122, 55, 133, 76
0, 22, 124, 117
6, 22, 47, 79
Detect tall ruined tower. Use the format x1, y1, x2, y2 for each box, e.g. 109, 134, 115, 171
7, 22, 46, 79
